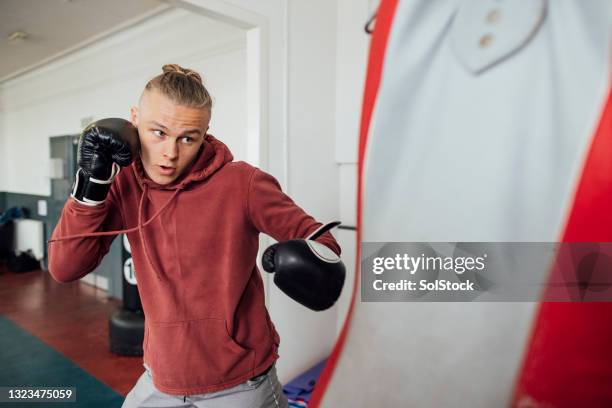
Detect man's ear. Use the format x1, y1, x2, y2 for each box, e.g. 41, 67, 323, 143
130, 106, 139, 127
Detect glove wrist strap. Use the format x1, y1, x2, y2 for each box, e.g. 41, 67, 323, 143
71, 162, 120, 206
306, 221, 342, 240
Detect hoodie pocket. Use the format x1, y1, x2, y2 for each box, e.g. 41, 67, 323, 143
148, 318, 254, 389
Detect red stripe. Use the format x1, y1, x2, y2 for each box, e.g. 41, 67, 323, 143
513, 88, 612, 406
308, 0, 399, 405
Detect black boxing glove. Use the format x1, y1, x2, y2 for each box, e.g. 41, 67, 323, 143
262, 221, 345, 311
71, 118, 139, 206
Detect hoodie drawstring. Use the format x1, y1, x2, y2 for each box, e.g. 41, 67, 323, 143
49, 183, 184, 282
139, 183, 182, 281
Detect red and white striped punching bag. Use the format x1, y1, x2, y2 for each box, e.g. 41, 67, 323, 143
312, 1, 612, 406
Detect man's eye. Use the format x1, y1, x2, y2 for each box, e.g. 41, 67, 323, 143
153, 130, 164, 137
180, 137, 193, 144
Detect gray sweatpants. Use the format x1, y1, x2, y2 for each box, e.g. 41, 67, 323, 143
122, 364, 288, 408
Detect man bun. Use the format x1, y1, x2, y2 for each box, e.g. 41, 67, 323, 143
161, 64, 203, 84
143, 64, 212, 109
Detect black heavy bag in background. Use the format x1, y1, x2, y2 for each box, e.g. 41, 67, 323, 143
109, 234, 144, 356
0, 207, 30, 261
0, 221, 14, 261
7, 250, 40, 273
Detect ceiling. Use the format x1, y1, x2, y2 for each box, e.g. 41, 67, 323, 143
0, 0, 167, 82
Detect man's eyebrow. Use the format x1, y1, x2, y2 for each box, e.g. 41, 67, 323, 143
150, 121, 168, 130
182, 128, 203, 135
148, 122, 202, 136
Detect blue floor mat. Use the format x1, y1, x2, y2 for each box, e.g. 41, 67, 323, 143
283, 359, 327, 407
0, 315, 124, 408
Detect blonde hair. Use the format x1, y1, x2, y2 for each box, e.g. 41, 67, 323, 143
144, 64, 212, 110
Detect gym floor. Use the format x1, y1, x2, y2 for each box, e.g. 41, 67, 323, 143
0, 264, 143, 398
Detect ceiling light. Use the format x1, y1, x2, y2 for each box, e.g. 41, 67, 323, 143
8, 31, 29, 43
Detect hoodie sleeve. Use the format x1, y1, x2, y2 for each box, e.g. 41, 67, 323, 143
47, 183, 124, 283
247, 168, 341, 256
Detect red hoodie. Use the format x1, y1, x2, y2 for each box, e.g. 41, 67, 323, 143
48, 134, 341, 395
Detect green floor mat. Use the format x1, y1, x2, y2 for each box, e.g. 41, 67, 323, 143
0, 315, 124, 407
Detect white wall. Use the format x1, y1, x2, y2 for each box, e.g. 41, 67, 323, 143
0, 8, 246, 195
335, 0, 372, 165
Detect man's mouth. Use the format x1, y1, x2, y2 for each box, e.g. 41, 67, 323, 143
158, 165, 176, 175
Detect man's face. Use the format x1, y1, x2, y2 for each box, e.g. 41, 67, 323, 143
130, 90, 210, 185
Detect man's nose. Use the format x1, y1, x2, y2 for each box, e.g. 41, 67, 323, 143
162, 140, 178, 160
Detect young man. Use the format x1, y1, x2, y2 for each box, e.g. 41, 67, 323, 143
48, 64, 341, 407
